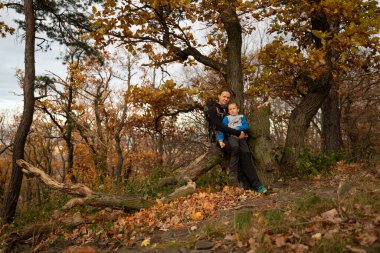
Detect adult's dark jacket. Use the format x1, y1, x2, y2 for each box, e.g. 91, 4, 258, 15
206, 102, 241, 138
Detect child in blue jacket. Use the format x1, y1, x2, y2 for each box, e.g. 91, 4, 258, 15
218, 102, 267, 193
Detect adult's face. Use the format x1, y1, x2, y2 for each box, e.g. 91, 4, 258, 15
218, 91, 231, 105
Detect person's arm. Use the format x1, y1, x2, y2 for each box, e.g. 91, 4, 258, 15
237, 115, 249, 131
217, 117, 229, 141
217, 131, 225, 142
208, 106, 241, 137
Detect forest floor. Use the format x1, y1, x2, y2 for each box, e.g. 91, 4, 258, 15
7, 161, 380, 253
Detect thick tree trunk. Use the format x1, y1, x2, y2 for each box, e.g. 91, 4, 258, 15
321, 82, 342, 153
280, 5, 335, 175
248, 104, 280, 184
280, 86, 331, 175
221, 5, 243, 107
1, 0, 35, 225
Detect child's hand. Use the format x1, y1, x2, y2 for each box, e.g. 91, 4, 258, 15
219, 141, 226, 148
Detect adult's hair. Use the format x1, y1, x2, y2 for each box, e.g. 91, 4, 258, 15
219, 86, 235, 97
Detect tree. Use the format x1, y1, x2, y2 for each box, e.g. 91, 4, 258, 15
340, 66, 380, 160
90, 1, 284, 181
321, 81, 342, 153
127, 80, 200, 166
36, 49, 89, 183
90, 0, 264, 107
0, 2, 15, 37
1, 0, 104, 224
1, 0, 35, 225
110, 51, 139, 179
255, 0, 380, 174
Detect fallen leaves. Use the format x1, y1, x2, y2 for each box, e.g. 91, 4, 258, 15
140, 237, 150, 247
190, 212, 204, 221
320, 208, 343, 224
63, 246, 97, 253
29, 163, 379, 253
311, 232, 322, 240
274, 235, 287, 247
354, 233, 378, 246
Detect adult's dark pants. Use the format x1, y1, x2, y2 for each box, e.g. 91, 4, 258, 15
225, 136, 262, 189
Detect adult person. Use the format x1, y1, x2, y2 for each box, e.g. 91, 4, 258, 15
205, 87, 267, 193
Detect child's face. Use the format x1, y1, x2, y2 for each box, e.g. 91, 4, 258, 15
228, 104, 239, 116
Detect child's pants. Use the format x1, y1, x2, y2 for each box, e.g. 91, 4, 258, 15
226, 136, 262, 189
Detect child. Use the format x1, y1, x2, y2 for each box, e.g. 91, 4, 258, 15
218, 103, 267, 193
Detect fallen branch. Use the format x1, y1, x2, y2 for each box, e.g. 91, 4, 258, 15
0, 213, 85, 253
1, 160, 202, 252
157, 146, 224, 188
17, 159, 205, 211
17, 159, 155, 210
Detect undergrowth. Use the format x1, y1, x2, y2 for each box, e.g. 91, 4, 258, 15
296, 150, 349, 176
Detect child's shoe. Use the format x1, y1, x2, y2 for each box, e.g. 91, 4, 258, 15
255, 185, 268, 194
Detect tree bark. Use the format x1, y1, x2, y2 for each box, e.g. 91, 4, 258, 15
220, 5, 244, 107
280, 7, 335, 175
157, 146, 223, 188
280, 85, 331, 175
321, 82, 342, 153
16, 160, 154, 210
114, 133, 124, 179
1, 0, 35, 225
65, 79, 77, 183
0, 213, 85, 253
248, 104, 280, 183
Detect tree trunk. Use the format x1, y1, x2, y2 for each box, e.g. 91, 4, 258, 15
280, 7, 335, 175
248, 104, 280, 184
321, 82, 342, 153
1, 0, 35, 225
114, 104, 128, 179
114, 133, 124, 179
94, 98, 108, 183
157, 131, 164, 166
221, 5, 244, 107
65, 83, 77, 183
280, 86, 331, 175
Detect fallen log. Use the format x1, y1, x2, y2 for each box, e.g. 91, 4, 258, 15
156, 146, 224, 188
17, 159, 200, 211
0, 160, 200, 252
0, 213, 85, 253
17, 159, 155, 210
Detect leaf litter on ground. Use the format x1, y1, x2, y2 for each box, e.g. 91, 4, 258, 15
20, 162, 380, 252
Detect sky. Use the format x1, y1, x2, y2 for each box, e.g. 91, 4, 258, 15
0, 9, 66, 112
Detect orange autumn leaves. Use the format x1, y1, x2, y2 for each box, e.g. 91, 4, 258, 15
113, 186, 257, 233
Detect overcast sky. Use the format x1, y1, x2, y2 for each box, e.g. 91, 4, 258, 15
0, 9, 66, 112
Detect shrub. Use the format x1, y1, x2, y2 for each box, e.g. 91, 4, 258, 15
195, 166, 229, 188
296, 150, 348, 176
